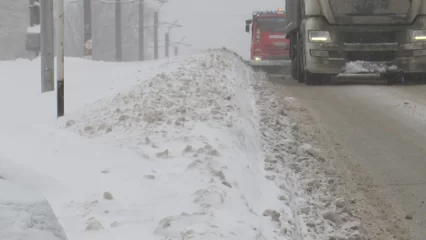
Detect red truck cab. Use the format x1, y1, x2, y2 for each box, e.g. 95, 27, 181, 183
245, 9, 290, 72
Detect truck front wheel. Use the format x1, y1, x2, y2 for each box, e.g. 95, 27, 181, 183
291, 56, 298, 80
290, 34, 301, 81
296, 32, 305, 83
405, 73, 426, 84
304, 71, 322, 85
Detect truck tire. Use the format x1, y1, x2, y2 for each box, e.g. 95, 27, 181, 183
296, 32, 305, 83
385, 73, 402, 85
304, 71, 320, 85
290, 34, 300, 81
415, 74, 426, 84
291, 56, 298, 80
405, 73, 426, 84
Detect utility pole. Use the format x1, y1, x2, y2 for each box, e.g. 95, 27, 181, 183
153, 1, 167, 60
115, 0, 122, 61
56, 0, 65, 117
29, 0, 40, 28
138, 0, 144, 60
165, 32, 169, 57
154, 11, 158, 59
27, 0, 41, 57
172, 36, 190, 57
84, 0, 92, 56
163, 20, 181, 58
40, 0, 54, 92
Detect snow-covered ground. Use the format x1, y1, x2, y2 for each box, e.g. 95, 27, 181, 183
0, 50, 287, 240
0, 49, 364, 240
0, 180, 68, 240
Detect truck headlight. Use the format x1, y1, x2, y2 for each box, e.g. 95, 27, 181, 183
411, 30, 426, 41
254, 56, 261, 61
308, 31, 332, 43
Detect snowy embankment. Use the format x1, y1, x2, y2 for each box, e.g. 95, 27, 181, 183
0, 180, 68, 240
0, 49, 364, 240
0, 50, 293, 240
254, 83, 367, 240
57, 50, 294, 239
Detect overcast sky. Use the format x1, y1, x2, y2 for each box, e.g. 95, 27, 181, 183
160, 0, 285, 59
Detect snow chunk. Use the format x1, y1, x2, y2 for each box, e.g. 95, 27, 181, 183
0, 180, 68, 240
343, 61, 398, 74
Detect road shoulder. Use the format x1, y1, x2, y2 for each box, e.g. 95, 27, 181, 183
266, 75, 414, 240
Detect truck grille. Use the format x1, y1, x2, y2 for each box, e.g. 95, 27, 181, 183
263, 45, 289, 55
344, 31, 397, 44
346, 51, 396, 62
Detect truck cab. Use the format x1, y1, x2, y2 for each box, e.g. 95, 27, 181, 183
245, 9, 290, 73
285, 0, 426, 85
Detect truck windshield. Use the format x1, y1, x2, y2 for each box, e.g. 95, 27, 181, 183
255, 18, 286, 32
329, 0, 410, 16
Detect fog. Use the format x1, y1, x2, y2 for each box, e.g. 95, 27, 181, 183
0, 0, 284, 61
0, 0, 155, 61
160, 0, 285, 59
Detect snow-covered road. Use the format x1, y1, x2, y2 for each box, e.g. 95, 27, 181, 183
269, 75, 425, 240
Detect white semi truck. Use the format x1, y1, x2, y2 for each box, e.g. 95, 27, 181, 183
285, 0, 426, 85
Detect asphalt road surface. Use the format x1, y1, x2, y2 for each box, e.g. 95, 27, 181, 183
270, 75, 426, 240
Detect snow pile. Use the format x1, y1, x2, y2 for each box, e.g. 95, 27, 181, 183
343, 61, 398, 74
0, 57, 187, 125
1, 54, 242, 240
254, 77, 367, 239
0, 47, 366, 240
52, 49, 295, 239
0, 180, 68, 240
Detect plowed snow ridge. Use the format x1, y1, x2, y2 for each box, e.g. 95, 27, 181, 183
0, 49, 365, 240
60, 49, 294, 240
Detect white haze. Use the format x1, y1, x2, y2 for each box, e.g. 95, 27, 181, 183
160, 0, 285, 59
0, 0, 285, 61
0, 0, 155, 61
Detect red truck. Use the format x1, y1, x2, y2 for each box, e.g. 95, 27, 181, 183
245, 8, 290, 73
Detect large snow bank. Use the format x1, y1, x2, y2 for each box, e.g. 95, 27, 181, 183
0, 50, 296, 240
58, 49, 294, 239
0, 47, 369, 240
0, 180, 68, 240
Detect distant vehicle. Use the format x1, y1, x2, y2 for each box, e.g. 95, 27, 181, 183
285, 0, 426, 85
245, 8, 290, 73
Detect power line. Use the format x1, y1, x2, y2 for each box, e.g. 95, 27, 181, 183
95, 0, 165, 4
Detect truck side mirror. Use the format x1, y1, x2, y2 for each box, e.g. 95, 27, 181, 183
245, 24, 250, 33
245, 19, 252, 25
